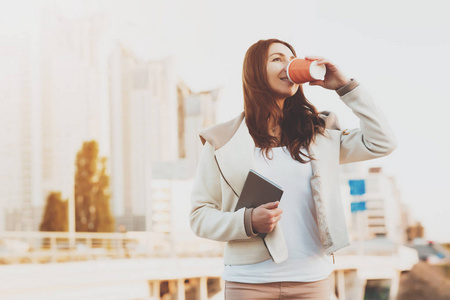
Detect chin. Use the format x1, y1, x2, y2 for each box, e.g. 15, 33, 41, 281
270, 84, 299, 100
278, 88, 298, 99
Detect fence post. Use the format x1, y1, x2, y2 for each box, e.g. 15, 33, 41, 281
50, 235, 57, 263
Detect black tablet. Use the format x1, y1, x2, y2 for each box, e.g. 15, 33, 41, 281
234, 169, 284, 211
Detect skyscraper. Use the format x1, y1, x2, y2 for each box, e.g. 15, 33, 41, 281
109, 44, 178, 231
108, 44, 219, 232
40, 11, 107, 206
0, 37, 34, 230
1, 10, 109, 231
177, 81, 219, 176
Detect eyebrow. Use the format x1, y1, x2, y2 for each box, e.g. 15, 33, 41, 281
269, 52, 296, 59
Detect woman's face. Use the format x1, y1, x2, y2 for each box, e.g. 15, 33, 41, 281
266, 43, 299, 101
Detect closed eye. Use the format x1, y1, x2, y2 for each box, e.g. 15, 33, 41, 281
272, 57, 281, 62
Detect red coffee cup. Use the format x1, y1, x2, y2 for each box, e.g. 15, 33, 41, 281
286, 58, 326, 84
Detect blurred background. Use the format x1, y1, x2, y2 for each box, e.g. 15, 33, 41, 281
0, 0, 449, 299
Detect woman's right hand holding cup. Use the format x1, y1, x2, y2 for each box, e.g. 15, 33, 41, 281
251, 201, 282, 234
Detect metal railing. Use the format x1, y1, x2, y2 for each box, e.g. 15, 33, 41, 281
0, 231, 224, 264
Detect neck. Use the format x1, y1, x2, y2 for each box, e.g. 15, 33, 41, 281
276, 98, 285, 110
269, 98, 285, 129
268, 118, 280, 135
267, 98, 285, 137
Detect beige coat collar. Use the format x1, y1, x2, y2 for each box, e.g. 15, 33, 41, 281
211, 114, 333, 198
214, 116, 256, 197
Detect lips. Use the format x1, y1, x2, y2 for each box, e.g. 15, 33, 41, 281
280, 77, 291, 82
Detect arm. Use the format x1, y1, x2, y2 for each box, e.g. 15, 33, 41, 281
307, 56, 397, 163
338, 83, 397, 164
189, 141, 250, 242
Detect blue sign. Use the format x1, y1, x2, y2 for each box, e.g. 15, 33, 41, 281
349, 180, 366, 195
351, 201, 366, 212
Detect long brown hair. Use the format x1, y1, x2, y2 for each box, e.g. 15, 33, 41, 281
243, 38, 326, 163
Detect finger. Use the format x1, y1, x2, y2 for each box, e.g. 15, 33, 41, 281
261, 201, 279, 209
272, 214, 282, 224
272, 208, 283, 216
305, 55, 325, 61
309, 80, 324, 87
314, 59, 331, 66
267, 210, 282, 220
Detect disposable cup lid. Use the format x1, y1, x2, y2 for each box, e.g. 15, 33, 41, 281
309, 61, 326, 80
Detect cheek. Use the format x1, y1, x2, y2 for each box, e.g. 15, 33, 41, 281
266, 64, 279, 77
266, 66, 273, 79
268, 69, 281, 85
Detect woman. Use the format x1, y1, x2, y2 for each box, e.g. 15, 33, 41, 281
189, 39, 396, 299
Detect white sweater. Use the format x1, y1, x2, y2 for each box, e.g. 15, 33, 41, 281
222, 147, 333, 283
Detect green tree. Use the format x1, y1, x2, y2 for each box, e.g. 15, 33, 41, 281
74, 140, 115, 232
39, 191, 68, 232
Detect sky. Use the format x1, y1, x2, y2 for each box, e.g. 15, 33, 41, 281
2, 0, 450, 242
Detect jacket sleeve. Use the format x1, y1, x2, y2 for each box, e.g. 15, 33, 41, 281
189, 141, 250, 242
338, 84, 397, 164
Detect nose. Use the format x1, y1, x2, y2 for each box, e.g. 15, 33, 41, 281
282, 58, 293, 73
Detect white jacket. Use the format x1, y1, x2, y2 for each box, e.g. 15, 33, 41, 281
189, 82, 397, 265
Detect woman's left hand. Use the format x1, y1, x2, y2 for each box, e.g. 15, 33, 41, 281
305, 56, 351, 91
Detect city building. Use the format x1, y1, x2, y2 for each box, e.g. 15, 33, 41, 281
39, 10, 108, 216
176, 81, 219, 177
0, 31, 36, 230
108, 44, 218, 232
340, 165, 407, 243
1, 10, 109, 231
1, 11, 219, 232
149, 82, 219, 235
109, 44, 179, 231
